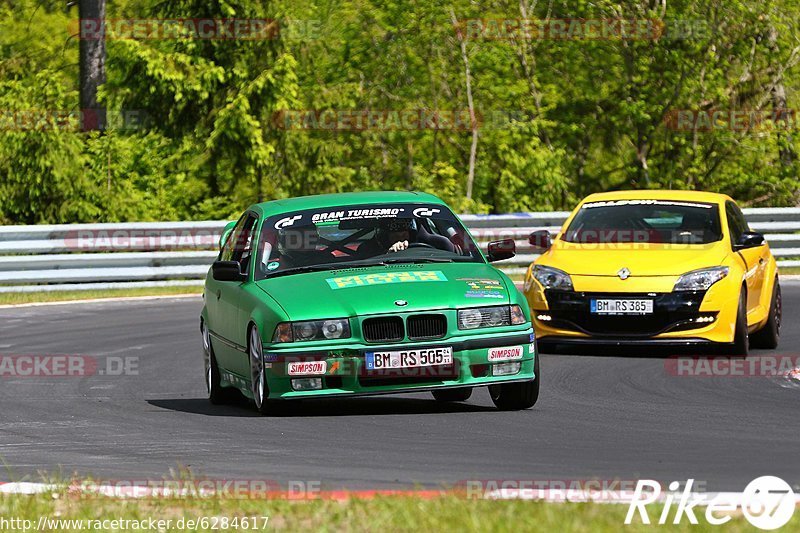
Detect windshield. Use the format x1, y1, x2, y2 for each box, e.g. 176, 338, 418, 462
563, 200, 723, 244
255, 203, 483, 279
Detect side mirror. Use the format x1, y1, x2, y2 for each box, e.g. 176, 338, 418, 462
735, 231, 765, 250
487, 239, 516, 262
219, 220, 237, 249
212, 260, 246, 282
529, 230, 552, 251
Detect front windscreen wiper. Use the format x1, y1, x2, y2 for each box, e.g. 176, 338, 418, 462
264, 256, 468, 278
264, 259, 391, 278
383, 257, 455, 264
264, 263, 343, 279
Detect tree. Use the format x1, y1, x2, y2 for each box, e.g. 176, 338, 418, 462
79, 0, 106, 131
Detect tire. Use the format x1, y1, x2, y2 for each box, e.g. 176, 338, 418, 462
727, 289, 749, 357
202, 321, 234, 405
488, 355, 540, 410
750, 280, 781, 349
249, 325, 277, 415
432, 387, 473, 402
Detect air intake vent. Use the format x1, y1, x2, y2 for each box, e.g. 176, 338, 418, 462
362, 316, 404, 343
407, 314, 447, 340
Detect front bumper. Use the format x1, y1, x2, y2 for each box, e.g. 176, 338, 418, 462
532, 288, 737, 345
255, 330, 536, 399
537, 336, 715, 348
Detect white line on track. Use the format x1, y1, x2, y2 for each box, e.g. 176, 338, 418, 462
0, 482, 799, 506
0, 293, 202, 309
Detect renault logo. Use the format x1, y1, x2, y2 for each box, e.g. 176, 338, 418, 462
395, 300, 408, 307
617, 267, 631, 280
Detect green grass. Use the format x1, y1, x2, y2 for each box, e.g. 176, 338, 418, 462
0, 491, 790, 532
0, 286, 202, 306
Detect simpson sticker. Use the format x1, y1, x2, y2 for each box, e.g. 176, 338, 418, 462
488, 346, 524, 361
287, 361, 327, 376
326, 270, 448, 289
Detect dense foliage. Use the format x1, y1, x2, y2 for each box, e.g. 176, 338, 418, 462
0, 0, 798, 223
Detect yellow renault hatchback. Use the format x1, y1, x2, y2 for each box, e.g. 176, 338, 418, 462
523, 190, 781, 355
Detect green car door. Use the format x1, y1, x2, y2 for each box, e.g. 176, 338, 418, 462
206, 212, 258, 379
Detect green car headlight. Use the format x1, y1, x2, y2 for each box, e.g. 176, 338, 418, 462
457, 305, 527, 330
673, 267, 729, 291
272, 319, 351, 343
533, 265, 573, 291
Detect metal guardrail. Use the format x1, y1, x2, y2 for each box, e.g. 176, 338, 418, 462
1, 208, 799, 292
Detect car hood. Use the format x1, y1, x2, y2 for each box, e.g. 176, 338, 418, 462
255, 263, 512, 320
540, 241, 729, 276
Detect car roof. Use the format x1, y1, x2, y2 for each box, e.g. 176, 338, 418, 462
249, 191, 446, 216
579, 189, 733, 205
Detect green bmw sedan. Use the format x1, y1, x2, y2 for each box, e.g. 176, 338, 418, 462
200, 191, 539, 414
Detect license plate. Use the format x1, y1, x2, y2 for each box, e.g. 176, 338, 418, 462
365, 347, 453, 370
591, 299, 653, 315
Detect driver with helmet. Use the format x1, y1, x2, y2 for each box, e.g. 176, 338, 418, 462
383, 218, 416, 252
358, 217, 456, 257
357, 218, 417, 256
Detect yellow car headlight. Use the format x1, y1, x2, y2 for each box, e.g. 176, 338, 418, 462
533, 265, 573, 291
673, 267, 729, 291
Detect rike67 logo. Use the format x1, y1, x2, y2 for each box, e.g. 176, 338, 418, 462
626, 477, 796, 530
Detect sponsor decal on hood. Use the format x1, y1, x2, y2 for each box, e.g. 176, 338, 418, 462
326, 270, 448, 289
459, 277, 507, 299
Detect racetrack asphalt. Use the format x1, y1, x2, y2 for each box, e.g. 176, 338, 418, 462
1, 286, 798, 492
